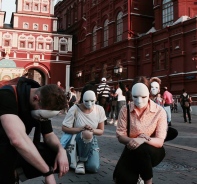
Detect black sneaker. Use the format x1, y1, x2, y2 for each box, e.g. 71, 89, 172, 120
168, 122, 172, 126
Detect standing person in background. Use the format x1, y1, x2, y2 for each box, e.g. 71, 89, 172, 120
125, 85, 132, 104
112, 82, 126, 126
57, 81, 64, 92
150, 77, 178, 142
97, 77, 110, 125
108, 85, 118, 125
149, 77, 163, 107
68, 87, 77, 109
162, 87, 173, 126
180, 89, 192, 123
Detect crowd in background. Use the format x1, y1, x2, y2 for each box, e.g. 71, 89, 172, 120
57, 77, 193, 126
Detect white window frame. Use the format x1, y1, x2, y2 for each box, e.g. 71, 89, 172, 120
116, 11, 123, 42
162, 0, 174, 28
43, 24, 48, 31
92, 26, 97, 51
103, 19, 109, 47
59, 38, 68, 53
23, 22, 29, 29
33, 23, 39, 30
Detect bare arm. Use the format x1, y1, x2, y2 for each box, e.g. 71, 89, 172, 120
62, 122, 104, 136
43, 132, 69, 177
1, 114, 56, 183
118, 134, 164, 149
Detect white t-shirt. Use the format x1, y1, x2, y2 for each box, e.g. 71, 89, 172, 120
62, 104, 106, 129
115, 88, 126, 101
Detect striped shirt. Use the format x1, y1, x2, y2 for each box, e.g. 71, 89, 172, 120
97, 82, 110, 98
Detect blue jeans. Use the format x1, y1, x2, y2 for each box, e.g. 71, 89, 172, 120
164, 106, 171, 123
75, 133, 100, 173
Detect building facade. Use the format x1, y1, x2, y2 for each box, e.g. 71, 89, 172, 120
0, 0, 72, 89
55, 0, 197, 98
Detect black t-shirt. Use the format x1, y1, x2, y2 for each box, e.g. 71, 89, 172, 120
0, 88, 53, 141
0, 89, 18, 116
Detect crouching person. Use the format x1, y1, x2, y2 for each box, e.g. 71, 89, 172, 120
62, 85, 106, 174
0, 77, 69, 184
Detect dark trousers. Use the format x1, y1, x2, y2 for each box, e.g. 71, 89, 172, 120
182, 106, 191, 122
99, 97, 108, 118
114, 144, 165, 183
0, 142, 57, 183
0, 143, 18, 183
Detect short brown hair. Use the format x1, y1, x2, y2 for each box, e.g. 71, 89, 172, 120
150, 77, 161, 85
132, 76, 150, 91
38, 84, 67, 110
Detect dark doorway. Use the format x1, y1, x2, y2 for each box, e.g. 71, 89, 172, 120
28, 69, 45, 86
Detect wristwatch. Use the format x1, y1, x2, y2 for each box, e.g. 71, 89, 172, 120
43, 166, 54, 177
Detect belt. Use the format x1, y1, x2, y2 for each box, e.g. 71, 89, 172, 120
164, 104, 171, 107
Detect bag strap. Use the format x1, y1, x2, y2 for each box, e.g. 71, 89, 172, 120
127, 104, 130, 137
11, 85, 18, 103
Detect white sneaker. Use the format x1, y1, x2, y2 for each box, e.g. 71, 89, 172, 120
137, 176, 144, 184
75, 162, 85, 174
108, 119, 114, 125
113, 120, 118, 126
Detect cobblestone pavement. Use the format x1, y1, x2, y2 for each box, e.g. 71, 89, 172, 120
21, 111, 197, 184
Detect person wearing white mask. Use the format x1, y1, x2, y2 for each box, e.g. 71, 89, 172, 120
150, 77, 178, 142
62, 85, 106, 175
114, 76, 167, 184
0, 77, 69, 184
149, 77, 163, 106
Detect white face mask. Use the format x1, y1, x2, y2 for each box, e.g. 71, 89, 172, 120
131, 83, 149, 108
83, 90, 96, 109
31, 110, 60, 121
150, 81, 160, 96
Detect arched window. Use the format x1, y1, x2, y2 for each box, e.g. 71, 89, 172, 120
103, 19, 109, 47
42, 0, 49, 12
36, 36, 44, 50
116, 11, 123, 42
45, 37, 53, 51
92, 26, 97, 51
3, 33, 12, 47
43, 24, 48, 31
33, 23, 39, 30
59, 38, 68, 52
18, 35, 27, 49
23, 22, 29, 29
27, 35, 35, 50
162, 0, 173, 28
33, 0, 40, 12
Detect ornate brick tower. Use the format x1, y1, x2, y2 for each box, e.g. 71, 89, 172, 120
0, 0, 72, 90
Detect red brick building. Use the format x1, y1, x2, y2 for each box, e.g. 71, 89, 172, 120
55, 0, 197, 97
0, 0, 72, 89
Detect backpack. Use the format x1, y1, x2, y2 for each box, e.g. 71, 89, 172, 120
181, 94, 190, 107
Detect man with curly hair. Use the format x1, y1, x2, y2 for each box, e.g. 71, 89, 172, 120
0, 77, 69, 183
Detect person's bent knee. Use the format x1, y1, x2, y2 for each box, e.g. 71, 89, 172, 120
82, 130, 93, 140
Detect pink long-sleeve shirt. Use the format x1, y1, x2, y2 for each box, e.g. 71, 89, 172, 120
116, 100, 167, 139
